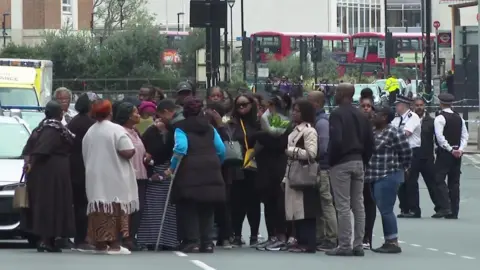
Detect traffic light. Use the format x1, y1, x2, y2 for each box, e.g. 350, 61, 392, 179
299, 37, 308, 62
242, 37, 251, 61
385, 32, 400, 59
253, 35, 261, 63
311, 36, 323, 62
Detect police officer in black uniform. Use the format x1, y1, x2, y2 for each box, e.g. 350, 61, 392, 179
399, 97, 439, 218
432, 93, 469, 219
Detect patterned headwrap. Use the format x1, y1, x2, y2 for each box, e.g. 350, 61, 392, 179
138, 101, 156, 115
182, 96, 203, 117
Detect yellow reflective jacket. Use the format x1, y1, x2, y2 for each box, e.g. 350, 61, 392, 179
385, 77, 400, 92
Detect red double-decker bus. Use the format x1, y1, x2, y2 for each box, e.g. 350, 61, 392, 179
350, 32, 436, 71
250, 31, 352, 64
160, 31, 189, 64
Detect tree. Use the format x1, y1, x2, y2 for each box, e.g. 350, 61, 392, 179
178, 29, 206, 77
93, 0, 154, 39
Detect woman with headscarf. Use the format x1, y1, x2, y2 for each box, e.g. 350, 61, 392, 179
137, 111, 178, 250
82, 99, 139, 255
359, 88, 376, 250
67, 93, 97, 251
111, 102, 147, 251
136, 101, 156, 135
167, 96, 226, 253
24, 100, 76, 252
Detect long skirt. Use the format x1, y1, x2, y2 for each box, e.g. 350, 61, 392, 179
87, 203, 129, 243
137, 163, 178, 248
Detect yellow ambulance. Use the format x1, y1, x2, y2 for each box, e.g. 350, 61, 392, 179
0, 59, 53, 106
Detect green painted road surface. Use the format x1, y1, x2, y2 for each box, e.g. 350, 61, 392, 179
1, 162, 479, 270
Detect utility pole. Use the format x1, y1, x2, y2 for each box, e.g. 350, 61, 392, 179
425, 0, 432, 93
240, 0, 246, 81
384, 0, 390, 75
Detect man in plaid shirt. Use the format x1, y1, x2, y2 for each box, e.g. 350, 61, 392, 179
366, 106, 412, 254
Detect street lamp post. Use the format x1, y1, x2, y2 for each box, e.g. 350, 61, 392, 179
117, 0, 125, 30
177, 12, 184, 32
227, 0, 235, 82
2, 12, 10, 47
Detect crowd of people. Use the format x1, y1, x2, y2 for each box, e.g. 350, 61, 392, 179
17, 80, 467, 256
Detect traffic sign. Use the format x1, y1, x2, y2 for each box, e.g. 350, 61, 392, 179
377, 41, 385, 59
433, 20, 440, 29
437, 31, 451, 48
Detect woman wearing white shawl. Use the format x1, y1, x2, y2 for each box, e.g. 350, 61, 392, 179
82, 99, 139, 255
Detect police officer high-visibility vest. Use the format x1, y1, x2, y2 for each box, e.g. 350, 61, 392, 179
385, 77, 400, 93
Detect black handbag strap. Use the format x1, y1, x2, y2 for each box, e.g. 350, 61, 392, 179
225, 125, 236, 143
19, 171, 26, 184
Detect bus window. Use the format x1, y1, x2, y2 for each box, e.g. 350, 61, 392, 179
290, 37, 298, 50
397, 38, 421, 51
323, 40, 331, 51
353, 37, 379, 54
343, 38, 350, 52
333, 40, 343, 52
257, 36, 281, 53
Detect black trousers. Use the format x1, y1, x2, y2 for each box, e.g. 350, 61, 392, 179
406, 155, 439, 213
294, 218, 316, 252
231, 175, 261, 237
177, 201, 215, 244
363, 182, 376, 245
215, 184, 232, 241
434, 150, 462, 216
129, 180, 147, 240
72, 181, 88, 244
388, 89, 399, 106
260, 186, 286, 237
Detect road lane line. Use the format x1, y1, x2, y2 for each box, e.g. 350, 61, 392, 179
427, 248, 438, 251
445, 252, 457, 256
410, 244, 421, 247
191, 260, 216, 270
461, 256, 475, 260
174, 251, 188, 257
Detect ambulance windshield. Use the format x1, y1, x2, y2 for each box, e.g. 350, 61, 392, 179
0, 87, 39, 106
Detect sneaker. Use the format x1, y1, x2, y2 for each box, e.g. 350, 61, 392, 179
325, 247, 354, 256
353, 245, 365, 256
249, 236, 259, 246
201, 243, 215, 253
231, 236, 243, 248
372, 242, 402, 254
281, 237, 297, 251
107, 246, 131, 255
316, 240, 336, 251
216, 240, 233, 249
265, 239, 286, 251
255, 237, 276, 251
74, 243, 96, 253
362, 243, 371, 250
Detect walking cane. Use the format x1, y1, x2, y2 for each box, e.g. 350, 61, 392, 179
154, 155, 183, 252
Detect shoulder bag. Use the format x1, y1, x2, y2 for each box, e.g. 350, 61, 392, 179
223, 126, 244, 164
240, 119, 257, 171
13, 171, 28, 209
287, 129, 319, 190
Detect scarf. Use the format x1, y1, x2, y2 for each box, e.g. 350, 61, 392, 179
36, 118, 75, 144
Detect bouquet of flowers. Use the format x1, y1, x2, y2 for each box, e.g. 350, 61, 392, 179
260, 109, 290, 136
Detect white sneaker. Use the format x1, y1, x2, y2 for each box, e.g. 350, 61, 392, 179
362, 243, 371, 250
106, 246, 131, 255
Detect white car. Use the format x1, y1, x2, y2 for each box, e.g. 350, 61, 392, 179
0, 113, 34, 243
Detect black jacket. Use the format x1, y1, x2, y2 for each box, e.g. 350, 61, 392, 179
419, 114, 435, 159
67, 114, 95, 184
328, 104, 374, 167
172, 116, 226, 203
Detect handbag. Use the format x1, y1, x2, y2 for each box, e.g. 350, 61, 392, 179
240, 119, 257, 171
287, 142, 319, 190
13, 171, 28, 209
223, 126, 243, 164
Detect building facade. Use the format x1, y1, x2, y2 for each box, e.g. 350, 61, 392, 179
0, 0, 92, 46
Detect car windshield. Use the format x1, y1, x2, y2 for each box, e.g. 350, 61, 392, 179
20, 111, 44, 130
0, 122, 30, 159
374, 80, 386, 90
354, 84, 378, 101
0, 87, 39, 106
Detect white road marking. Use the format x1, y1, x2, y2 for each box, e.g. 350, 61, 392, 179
427, 248, 439, 251
191, 260, 216, 270
445, 252, 457, 256
174, 251, 188, 257
461, 256, 476, 260
410, 244, 421, 247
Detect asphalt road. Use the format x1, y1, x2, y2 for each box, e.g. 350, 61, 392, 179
1, 158, 479, 270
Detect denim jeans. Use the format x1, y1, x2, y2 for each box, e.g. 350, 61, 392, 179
372, 170, 403, 240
